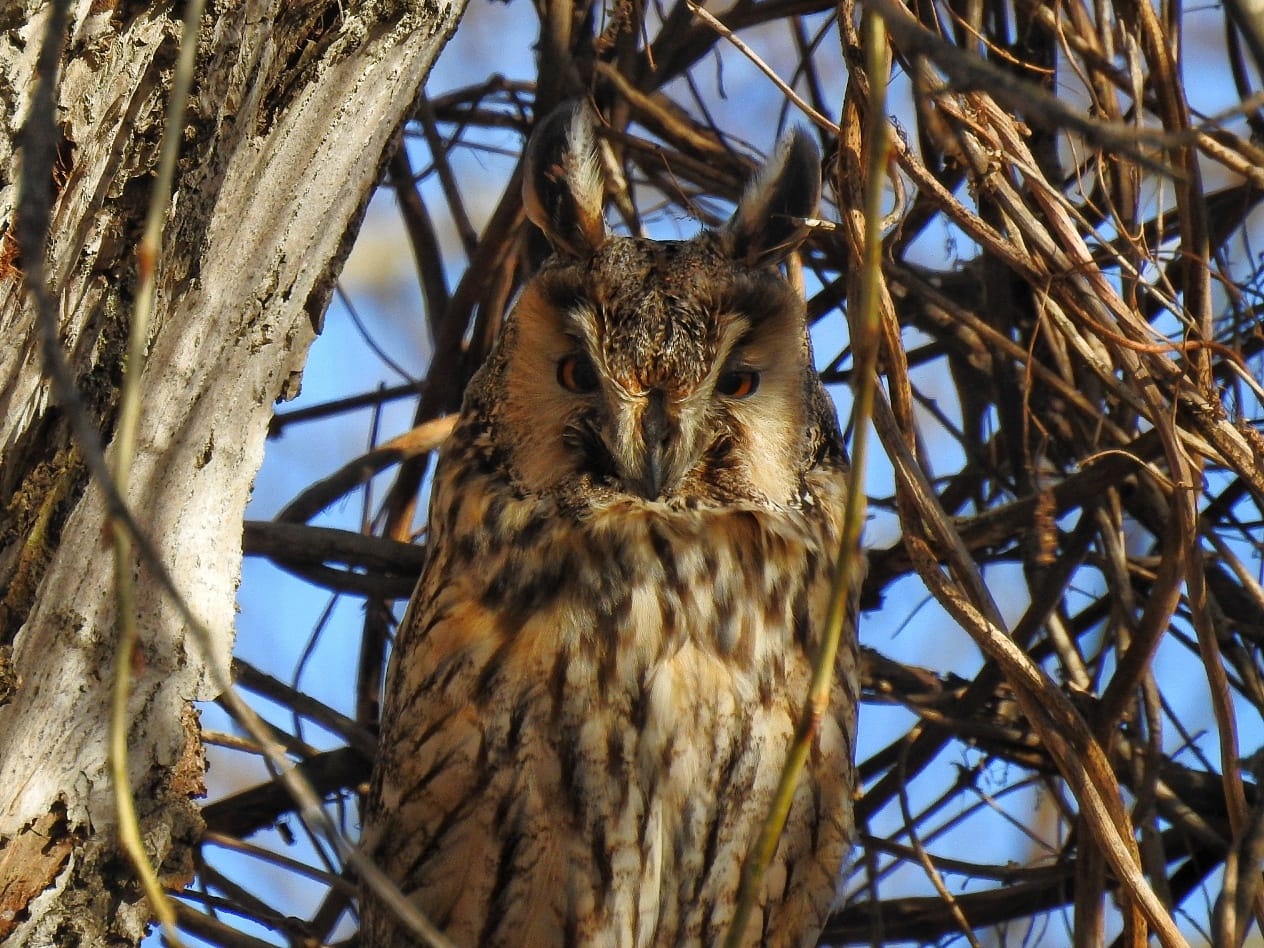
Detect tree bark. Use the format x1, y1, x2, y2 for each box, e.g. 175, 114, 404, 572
0, 1, 465, 943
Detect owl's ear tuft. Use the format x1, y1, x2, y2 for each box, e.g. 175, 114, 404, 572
523, 103, 609, 257
721, 128, 821, 267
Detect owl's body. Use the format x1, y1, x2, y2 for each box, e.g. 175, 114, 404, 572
361, 107, 858, 947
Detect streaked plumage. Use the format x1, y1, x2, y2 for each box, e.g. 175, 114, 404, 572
361, 104, 858, 947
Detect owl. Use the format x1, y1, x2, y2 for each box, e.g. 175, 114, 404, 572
360, 104, 858, 947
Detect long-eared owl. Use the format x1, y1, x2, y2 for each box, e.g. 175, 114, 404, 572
361, 104, 859, 947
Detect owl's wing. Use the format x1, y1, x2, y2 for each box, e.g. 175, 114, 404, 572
362, 569, 582, 947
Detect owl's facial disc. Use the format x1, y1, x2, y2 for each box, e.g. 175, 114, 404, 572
498, 237, 812, 507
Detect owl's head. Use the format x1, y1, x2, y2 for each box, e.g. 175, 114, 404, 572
463, 104, 842, 510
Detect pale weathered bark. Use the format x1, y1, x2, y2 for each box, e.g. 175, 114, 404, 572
0, 1, 465, 943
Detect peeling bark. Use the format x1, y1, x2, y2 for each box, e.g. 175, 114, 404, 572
0, 1, 465, 943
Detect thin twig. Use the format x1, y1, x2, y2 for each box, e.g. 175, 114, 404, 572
109, 3, 206, 936
683, 0, 838, 135
726, 10, 887, 945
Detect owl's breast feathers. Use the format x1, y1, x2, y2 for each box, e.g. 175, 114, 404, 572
364, 445, 858, 947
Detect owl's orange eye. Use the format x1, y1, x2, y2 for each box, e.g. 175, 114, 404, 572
557, 353, 599, 393
716, 369, 760, 399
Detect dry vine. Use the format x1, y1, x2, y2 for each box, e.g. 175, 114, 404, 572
181, 0, 1264, 944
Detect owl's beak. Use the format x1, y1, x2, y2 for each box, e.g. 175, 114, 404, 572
636, 388, 673, 499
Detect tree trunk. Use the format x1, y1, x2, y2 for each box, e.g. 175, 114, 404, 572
0, 2, 465, 943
